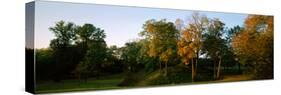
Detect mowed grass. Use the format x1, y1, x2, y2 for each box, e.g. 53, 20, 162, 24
36, 74, 125, 93
35, 68, 249, 93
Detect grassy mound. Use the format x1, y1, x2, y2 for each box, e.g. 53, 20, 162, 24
117, 70, 146, 86
146, 66, 192, 85
130, 65, 193, 86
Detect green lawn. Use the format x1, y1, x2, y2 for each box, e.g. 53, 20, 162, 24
35, 68, 249, 93
36, 74, 125, 93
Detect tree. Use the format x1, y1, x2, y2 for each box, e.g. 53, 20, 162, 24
103, 45, 124, 74
231, 15, 273, 79
107, 45, 118, 59
177, 22, 197, 81
76, 41, 107, 81
106, 45, 119, 66
49, 20, 75, 82
226, 25, 242, 43
140, 19, 179, 76
49, 21, 75, 48
138, 39, 158, 72
73, 23, 107, 81
74, 24, 97, 55
74, 23, 106, 69
188, 12, 209, 74
75, 23, 106, 45
120, 41, 142, 72
202, 18, 226, 79
226, 26, 243, 73
176, 12, 208, 81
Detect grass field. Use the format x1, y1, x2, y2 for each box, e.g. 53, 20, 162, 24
35, 68, 251, 93
36, 74, 125, 93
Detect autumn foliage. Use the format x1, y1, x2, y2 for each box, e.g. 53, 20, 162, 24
35, 12, 273, 92
232, 15, 273, 79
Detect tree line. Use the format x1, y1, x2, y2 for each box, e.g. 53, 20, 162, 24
35, 12, 273, 83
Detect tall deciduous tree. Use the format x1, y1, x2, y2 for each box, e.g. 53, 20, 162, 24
177, 21, 197, 81
187, 12, 209, 78
176, 12, 208, 81
140, 19, 179, 76
202, 18, 226, 79
49, 20, 75, 82
232, 15, 273, 79
189, 12, 209, 69
73, 23, 107, 81
226, 25, 243, 73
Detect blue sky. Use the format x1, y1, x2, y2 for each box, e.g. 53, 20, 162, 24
34, 1, 247, 48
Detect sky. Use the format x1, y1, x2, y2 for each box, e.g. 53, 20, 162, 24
34, 1, 247, 49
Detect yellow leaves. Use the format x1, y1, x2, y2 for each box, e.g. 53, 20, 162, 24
244, 15, 273, 33
142, 19, 179, 65
160, 48, 173, 62
232, 31, 250, 56
177, 13, 204, 64
232, 15, 273, 63
177, 29, 196, 64
148, 43, 157, 57
147, 24, 154, 33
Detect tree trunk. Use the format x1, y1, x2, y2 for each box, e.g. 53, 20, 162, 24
238, 62, 241, 74
213, 60, 216, 80
195, 57, 198, 77
165, 61, 167, 76
216, 57, 222, 79
195, 52, 199, 76
191, 58, 195, 82
159, 62, 162, 73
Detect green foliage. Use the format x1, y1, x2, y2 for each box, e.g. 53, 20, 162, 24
140, 19, 179, 75
74, 24, 105, 42
73, 23, 107, 80
49, 20, 75, 48
202, 18, 225, 59
120, 41, 142, 72
36, 48, 55, 80
119, 39, 156, 73
36, 13, 273, 92
48, 21, 77, 81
